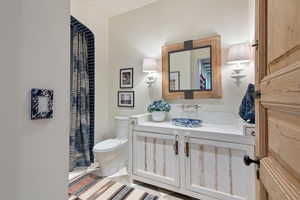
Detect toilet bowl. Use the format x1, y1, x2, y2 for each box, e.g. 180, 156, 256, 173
93, 116, 129, 176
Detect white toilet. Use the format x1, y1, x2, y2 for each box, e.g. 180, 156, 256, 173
93, 116, 129, 176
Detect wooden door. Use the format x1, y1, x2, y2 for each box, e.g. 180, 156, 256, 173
132, 131, 180, 187
185, 137, 255, 200
255, 0, 300, 200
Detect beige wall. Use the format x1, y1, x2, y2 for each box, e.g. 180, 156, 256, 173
0, 0, 70, 199
108, 0, 255, 131
0, 1, 20, 199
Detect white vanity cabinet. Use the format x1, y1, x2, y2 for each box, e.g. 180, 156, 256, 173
129, 115, 256, 200
132, 131, 180, 187
184, 137, 255, 200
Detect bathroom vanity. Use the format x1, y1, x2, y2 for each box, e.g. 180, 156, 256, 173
128, 113, 255, 200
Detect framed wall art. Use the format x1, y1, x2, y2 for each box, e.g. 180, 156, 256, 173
31, 88, 54, 120
118, 91, 135, 108
120, 68, 134, 89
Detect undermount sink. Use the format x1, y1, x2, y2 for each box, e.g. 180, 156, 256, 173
172, 118, 202, 128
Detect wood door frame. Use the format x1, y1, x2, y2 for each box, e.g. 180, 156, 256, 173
255, 0, 269, 199
255, 0, 268, 158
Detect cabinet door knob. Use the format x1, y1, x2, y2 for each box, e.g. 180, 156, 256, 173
252, 40, 259, 49
174, 140, 179, 155
184, 142, 189, 157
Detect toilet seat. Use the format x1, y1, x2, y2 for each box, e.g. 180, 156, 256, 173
93, 139, 127, 153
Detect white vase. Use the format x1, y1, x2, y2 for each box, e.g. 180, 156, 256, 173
151, 111, 166, 122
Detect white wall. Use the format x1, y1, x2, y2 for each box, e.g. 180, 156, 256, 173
0, 0, 70, 199
71, 1, 111, 142
108, 0, 255, 129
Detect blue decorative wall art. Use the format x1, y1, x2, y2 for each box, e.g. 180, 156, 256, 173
31, 88, 54, 120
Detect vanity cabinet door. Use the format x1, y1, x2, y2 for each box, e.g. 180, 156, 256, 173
184, 137, 255, 200
132, 131, 180, 187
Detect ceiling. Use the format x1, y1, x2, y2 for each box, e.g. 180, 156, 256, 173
72, 0, 159, 18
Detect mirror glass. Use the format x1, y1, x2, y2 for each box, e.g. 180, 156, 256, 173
169, 46, 212, 91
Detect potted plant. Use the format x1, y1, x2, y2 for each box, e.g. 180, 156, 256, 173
147, 100, 171, 122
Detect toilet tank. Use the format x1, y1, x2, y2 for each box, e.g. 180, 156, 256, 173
115, 116, 130, 139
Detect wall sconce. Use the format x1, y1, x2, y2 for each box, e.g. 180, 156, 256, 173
143, 58, 158, 86
227, 43, 251, 79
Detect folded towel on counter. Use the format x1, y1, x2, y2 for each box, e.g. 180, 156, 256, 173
239, 83, 255, 124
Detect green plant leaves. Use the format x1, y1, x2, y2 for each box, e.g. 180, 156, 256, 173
147, 100, 171, 113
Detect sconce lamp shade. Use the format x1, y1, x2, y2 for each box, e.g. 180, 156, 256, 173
143, 58, 158, 73
227, 43, 251, 64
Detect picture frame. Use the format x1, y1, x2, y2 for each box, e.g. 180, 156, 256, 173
170, 71, 180, 91
118, 91, 135, 108
31, 88, 54, 120
120, 68, 134, 89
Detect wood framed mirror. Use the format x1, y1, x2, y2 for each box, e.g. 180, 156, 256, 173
162, 35, 222, 99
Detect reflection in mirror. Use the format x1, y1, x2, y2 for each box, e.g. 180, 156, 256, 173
169, 46, 212, 91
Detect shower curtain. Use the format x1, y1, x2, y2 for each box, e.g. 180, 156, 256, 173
69, 26, 91, 171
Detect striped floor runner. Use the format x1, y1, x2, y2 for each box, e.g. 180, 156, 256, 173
69, 173, 159, 200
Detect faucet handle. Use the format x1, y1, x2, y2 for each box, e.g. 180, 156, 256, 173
194, 105, 200, 110
182, 104, 200, 112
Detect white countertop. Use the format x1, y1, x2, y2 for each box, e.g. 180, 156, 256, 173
137, 121, 243, 136
131, 113, 255, 145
